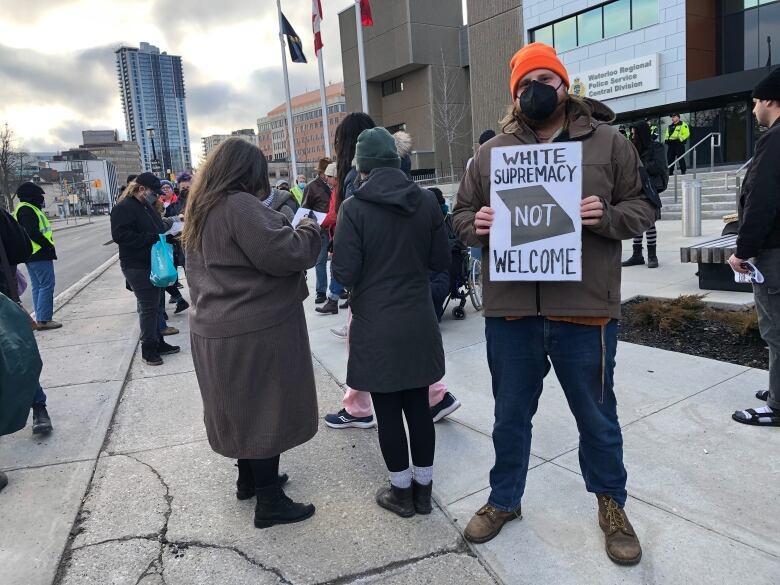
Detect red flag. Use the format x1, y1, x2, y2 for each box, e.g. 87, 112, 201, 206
360, 0, 373, 27
312, 0, 323, 54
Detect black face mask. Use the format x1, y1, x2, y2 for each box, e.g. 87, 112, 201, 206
519, 80, 563, 121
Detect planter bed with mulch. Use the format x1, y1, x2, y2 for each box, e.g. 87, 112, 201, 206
618, 296, 768, 369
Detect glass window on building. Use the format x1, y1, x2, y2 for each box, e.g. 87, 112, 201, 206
533, 24, 554, 45
719, 0, 779, 74
577, 8, 603, 45
382, 77, 404, 97
631, 0, 659, 28
553, 17, 577, 52
603, 0, 631, 38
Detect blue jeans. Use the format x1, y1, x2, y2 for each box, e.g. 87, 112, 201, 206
328, 266, 344, 301
158, 294, 167, 332
27, 260, 55, 322
485, 317, 626, 511
33, 384, 47, 407
315, 232, 329, 294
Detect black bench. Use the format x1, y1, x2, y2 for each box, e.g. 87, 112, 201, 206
680, 234, 752, 293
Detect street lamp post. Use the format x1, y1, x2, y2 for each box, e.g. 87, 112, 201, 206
146, 126, 162, 176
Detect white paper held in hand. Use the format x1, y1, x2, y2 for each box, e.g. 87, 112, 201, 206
291, 208, 327, 228
165, 220, 184, 236
732, 260, 765, 284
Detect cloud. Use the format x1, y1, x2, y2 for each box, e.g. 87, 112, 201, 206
0, 1, 353, 157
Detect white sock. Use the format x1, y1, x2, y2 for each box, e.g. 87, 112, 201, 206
389, 468, 412, 489
413, 465, 433, 486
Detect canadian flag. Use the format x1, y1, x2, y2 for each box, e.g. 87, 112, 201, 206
312, 0, 323, 54
360, 0, 374, 27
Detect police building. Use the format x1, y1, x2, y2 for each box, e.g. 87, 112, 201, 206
517, 0, 779, 165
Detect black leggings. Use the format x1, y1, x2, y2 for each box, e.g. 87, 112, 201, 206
248, 455, 280, 488
370, 388, 435, 472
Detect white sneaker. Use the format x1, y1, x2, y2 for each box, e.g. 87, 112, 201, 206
330, 324, 348, 339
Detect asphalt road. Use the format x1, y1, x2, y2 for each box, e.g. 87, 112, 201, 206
18, 216, 118, 311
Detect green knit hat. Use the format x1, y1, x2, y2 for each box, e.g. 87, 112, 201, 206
355, 127, 401, 173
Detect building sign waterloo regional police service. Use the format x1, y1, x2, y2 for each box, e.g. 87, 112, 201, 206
569, 54, 660, 101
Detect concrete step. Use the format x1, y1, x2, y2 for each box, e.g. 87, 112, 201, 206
659, 211, 733, 221
661, 193, 737, 204
663, 201, 736, 213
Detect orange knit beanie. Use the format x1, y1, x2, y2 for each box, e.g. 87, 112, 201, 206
509, 42, 570, 98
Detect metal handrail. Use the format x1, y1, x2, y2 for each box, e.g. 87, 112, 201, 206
669, 132, 721, 203
723, 157, 753, 189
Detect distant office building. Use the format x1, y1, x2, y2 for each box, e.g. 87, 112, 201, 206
115, 42, 192, 175
49, 158, 120, 212
80, 130, 143, 185
201, 129, 259, 159
257, 82, 346, 163
338, 1, 472, 176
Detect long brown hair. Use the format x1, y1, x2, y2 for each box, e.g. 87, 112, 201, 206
334, 112, 375, 211
182, 138, 270, 250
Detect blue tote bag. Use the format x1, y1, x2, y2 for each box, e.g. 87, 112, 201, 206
150, 234, 178, 288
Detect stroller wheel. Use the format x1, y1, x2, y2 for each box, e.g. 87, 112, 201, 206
452, 307, 466, 320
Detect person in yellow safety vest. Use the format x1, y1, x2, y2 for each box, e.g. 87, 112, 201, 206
664, 113, 690, 174
12, 182, 62, 330
291, 174, 306, 205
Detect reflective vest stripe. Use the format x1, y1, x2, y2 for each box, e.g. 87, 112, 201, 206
13, 202, 54, 255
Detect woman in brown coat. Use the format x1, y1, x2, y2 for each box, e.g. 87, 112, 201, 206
182, 138, 322, 529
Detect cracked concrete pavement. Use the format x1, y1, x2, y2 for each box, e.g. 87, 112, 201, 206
3, 240, 780, 584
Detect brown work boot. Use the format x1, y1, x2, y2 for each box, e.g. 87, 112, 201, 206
463, 503, 521, 544
597, 495, 642, 565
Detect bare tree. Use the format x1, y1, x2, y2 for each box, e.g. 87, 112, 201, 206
432, 49, 470, 180
0, 123, 21, 212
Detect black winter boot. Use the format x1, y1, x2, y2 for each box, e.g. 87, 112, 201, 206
376, 483, 415, 518
315, 299, 338, 315
412, 481, 433, 515
235, 460, 289, 500
622, 245, 645, 267
142, 342, 163, 366
647, 245, 659, 269
254, 484, 315, 528
158, 339, 181, 356
32, 404, 53, 434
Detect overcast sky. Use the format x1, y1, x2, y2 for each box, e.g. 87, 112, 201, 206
1, 0, 468, 162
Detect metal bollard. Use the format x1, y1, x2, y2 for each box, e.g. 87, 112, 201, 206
681, 180, 702, 237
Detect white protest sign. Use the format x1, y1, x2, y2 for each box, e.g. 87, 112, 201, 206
291, 207, 327, 227
489, 142, 582, 282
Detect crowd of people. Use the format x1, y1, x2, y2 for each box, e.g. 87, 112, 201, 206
2, 42, 778, 569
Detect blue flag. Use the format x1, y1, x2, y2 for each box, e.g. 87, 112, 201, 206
281, 12, 307, 64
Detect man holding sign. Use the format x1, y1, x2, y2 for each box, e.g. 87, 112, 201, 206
452, 43, 657, 565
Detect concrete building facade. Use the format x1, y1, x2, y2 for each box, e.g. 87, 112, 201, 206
338, 0, 473, 176
115, 42, 192, 175
201, 129, 259, 160
466, 1, 523, 142
80, 130, 142, 185
520, 0, 778, 165
257, 83, 346, 163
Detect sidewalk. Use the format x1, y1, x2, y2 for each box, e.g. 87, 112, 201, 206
2, 256, 778, 584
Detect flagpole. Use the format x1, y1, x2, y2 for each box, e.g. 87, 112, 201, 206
355, 0, 369, 113
317, 50, 332, 158
277, 0, 298, 179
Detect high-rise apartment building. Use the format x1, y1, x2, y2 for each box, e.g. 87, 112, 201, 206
257, 83, 347, 163
115, 42, 192, 175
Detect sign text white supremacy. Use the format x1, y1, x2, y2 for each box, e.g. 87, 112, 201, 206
489, 143, 583, 282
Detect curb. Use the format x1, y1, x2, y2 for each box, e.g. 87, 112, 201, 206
50, 253, 120, 316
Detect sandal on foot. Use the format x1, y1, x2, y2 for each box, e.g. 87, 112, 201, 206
756, 390, 769, 402
732, 406, 780, 427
